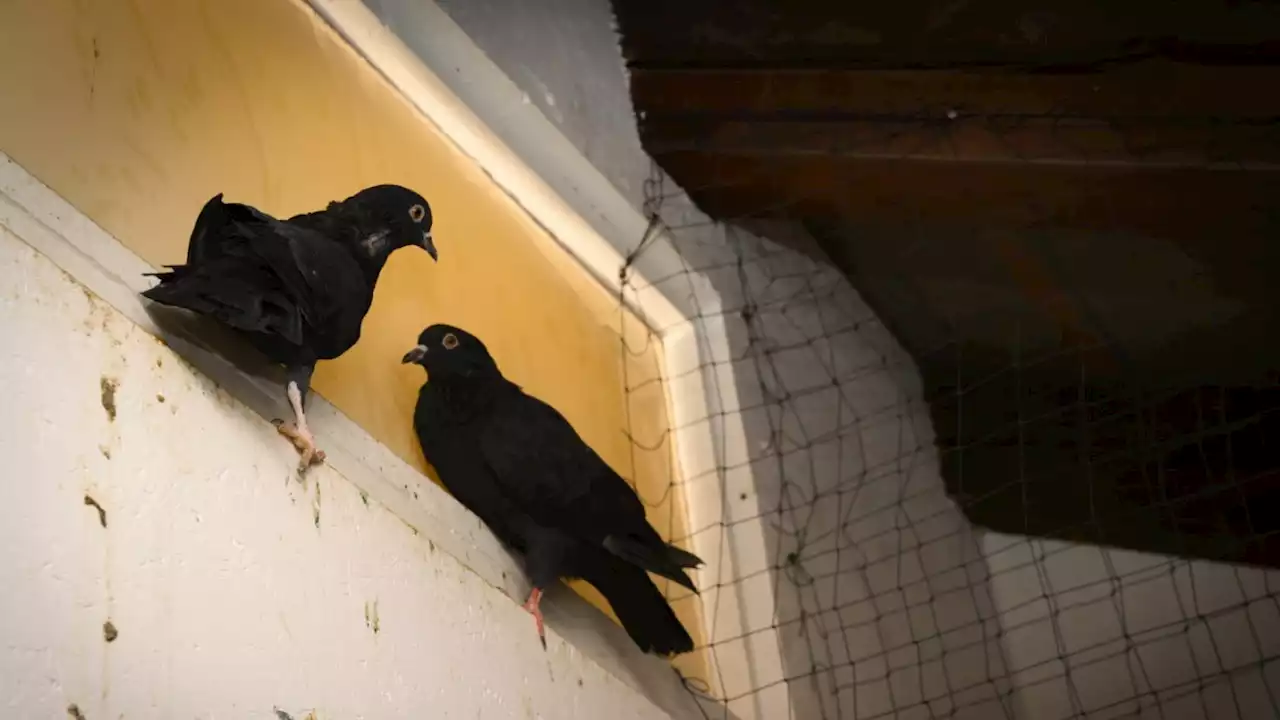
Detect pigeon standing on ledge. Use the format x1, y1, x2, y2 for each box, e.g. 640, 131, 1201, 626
404, 324, 702, 656
142, 185, 437, 473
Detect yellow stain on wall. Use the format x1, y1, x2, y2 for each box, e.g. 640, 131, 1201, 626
0, 0, 706, 674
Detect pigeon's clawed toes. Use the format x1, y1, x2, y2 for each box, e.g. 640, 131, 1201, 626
273, 419, 327, 473
522, 587, 547, 650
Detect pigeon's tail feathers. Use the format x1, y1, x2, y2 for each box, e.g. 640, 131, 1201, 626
142, 264, 189, 281
139, 192, 306, 343
185, 193, 230, 264
664, 544, 705, 570
603, 533, 701, 594
587, 560, 695, 657
140, 261, 305, 346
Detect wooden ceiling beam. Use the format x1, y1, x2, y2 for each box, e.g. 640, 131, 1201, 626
642, 116, 1280, 169
631, 62, 1280, 119
655, 150, 1280, 242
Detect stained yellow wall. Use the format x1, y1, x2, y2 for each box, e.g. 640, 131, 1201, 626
0, 0, 703, 665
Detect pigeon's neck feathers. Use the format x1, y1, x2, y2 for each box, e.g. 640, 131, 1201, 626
288, 200, 400, 283
435, 357, 505, 385
427, 372, 513, 421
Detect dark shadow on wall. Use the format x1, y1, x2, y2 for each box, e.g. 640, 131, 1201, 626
805, 219, 1280, 573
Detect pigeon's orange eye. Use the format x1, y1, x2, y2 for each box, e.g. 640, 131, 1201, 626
409, 204, 427, 223
442, 333, 459, 350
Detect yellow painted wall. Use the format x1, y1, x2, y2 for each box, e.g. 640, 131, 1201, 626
0, 0, 704, 667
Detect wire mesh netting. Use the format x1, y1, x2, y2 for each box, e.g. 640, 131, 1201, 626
610, 107, 1280, 719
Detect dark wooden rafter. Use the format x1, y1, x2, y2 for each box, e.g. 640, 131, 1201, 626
612, 0, 1280, 70
655, 152, 1280, 243
637, 60, 1280, 284
634, 62, 1280, 169
631, 61, 1280, 118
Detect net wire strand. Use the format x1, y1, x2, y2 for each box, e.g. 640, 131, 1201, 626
607, 81, 1280, 719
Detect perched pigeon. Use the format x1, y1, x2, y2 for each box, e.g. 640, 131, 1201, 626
403, 324, 702, 655
142, 185, 437, 472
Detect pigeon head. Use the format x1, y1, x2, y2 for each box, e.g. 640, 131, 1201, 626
402, 323, 499, 378
347, 184, 438, 261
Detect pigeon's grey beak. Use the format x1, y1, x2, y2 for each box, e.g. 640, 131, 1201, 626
401, 344, 428, 365
421, 231, 438, 262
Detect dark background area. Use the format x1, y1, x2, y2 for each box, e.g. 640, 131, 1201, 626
610, 0, 1280, 569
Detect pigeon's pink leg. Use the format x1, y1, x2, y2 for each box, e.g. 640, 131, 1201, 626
273, 380, 327, 474
522, 587, 546, 650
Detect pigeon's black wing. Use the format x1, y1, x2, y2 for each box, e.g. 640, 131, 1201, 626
184, 196, 275, 264
478, 388, 700, 591
479, 390, 636, 525
143, 195, 372, 363
261, 219, 374, 359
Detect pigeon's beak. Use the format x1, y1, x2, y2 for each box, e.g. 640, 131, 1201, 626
420, 230, 438, 262
401, 344, 428, 365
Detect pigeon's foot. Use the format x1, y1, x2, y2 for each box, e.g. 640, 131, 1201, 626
522, 587, 546, 650
272, 419, 327, 474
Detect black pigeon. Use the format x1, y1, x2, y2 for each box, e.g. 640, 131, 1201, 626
403, 324, 703, 655
142, 185, 437, 472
